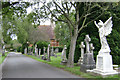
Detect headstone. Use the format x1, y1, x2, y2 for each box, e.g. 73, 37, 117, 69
35, 45, 38, 56
47, 44, 51, 61
39, 49, 41, 58
51, 46, 54, 56
61, 45, 67, 65
55, 48, 59, 53
28, 48, 30, 55
42, 47, 47, 60
77, 42, 85, 65
91, 17, 118, 76
24, 48, 27, 54
80, 35, 95, 72
30, 48, 33, 55
51, 46, 57, 57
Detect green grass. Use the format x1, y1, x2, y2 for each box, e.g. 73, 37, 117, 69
0, 52, 9, 64
24, 53, 119, 79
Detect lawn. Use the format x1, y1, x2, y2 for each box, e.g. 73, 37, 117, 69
0, 52, 9, 64
24, 53, 119, 79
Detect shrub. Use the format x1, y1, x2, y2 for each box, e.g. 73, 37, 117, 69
17, 46, 21, 52
36, 41, 49, 54
20, 43, 29, 54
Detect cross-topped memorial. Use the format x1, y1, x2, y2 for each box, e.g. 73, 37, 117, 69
84, 35, 91, 53
80, 35, 95, 72
77, 42, 85, 65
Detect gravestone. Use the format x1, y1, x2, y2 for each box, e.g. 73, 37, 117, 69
34, 45, 37, 56
39, 49, 41, 58
31, 49, 33, 55
51, 46, 57, 57
30, 48, 33, 55
42, 47, 47, 60
80, 35, 95, 72
47, 44, 51, 61
55, 48, 59, 53
24, 48, 27, 54
51, 46, 54, 56
61, 45, 67, 65
77, 42, 85, 65
28, 48, 30, 55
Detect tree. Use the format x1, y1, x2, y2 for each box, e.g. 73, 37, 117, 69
54, 21, 70, 45
34, 1, 111, 67
1, 1, 49, 46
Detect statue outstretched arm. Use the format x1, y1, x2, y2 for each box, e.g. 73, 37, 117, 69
94, 21, 99, 28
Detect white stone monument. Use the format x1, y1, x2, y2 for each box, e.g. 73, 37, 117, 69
61, 45, 67, 65
51, 46, 54, 56
39, 49, 41, 58
92, 17, 118, 76
77, 42, 85, 65
47, 44, 51, 61
24, 48, 27, 54
35, 45, 38, 56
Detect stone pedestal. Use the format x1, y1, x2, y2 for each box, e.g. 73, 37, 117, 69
90, 52, 118, 76
41, 55, 47, 60
77, 57, 83, 66
60, 60, 67, 65
80, 53, 95, 72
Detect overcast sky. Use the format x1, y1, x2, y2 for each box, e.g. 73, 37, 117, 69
26, 2, 51, 25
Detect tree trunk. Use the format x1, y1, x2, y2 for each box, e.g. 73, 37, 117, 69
67, 32, 78, 67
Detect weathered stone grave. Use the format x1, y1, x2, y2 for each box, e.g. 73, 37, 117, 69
47, 44, 51, 61
77, 42, 85, 65
61, 45, 67, 65
24, 48, 27, 54
80, 35, 95, 72
42, 47, 47, 60
39, 49, 41, 58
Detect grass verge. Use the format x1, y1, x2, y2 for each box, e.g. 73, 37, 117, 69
0, 52, 9, 64
24, 53, 119, 79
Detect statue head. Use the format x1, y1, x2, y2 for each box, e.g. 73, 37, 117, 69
98, 20, 104, 28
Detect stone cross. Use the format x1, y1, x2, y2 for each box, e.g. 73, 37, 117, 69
47, 44, 51, 61
80, 42, 85, 59
77, 42, 85, 65
90, 43, 94, 54
84, 35, 91, 53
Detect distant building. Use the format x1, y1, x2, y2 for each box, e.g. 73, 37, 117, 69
38, 22, 59, 47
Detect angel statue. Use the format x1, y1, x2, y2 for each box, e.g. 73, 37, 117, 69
94, 17, 113, 54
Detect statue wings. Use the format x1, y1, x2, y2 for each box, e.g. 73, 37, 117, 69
104, 17, 113, 36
